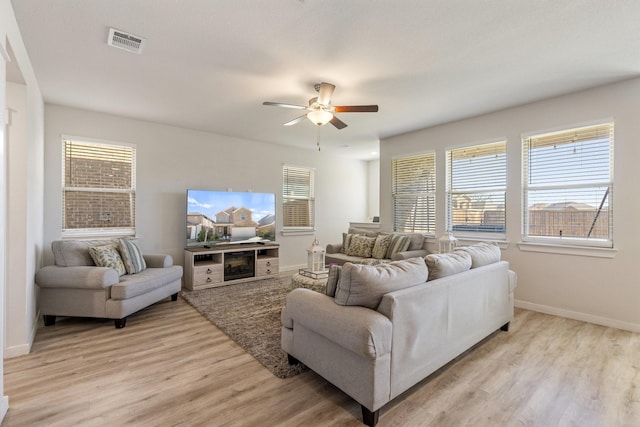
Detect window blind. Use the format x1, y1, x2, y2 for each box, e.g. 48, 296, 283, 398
62, 138, 136, 236
282, 165, 315, 228
392, 152, 435, 234
522, 122, 613, 245
447, 141, 506, 234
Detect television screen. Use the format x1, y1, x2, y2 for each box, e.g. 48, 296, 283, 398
186, 190, 276, 248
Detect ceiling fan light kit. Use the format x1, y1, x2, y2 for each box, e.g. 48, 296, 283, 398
307, 109, 333, 126
263, 82, 379, 130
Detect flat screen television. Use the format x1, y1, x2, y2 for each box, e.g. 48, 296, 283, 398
186, 189, 276, 248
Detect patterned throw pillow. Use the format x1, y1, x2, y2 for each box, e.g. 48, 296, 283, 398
88, 244, 127, 276
371, 234, 392, 259
346, 235, 376, 258
385, 234, 411, 259
118, 238, 147, 274
340, 233, 356, 254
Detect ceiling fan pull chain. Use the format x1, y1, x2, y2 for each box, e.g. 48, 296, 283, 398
316, 127, 321, 151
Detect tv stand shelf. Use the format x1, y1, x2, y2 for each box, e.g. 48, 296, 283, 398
184, 243, 279, 291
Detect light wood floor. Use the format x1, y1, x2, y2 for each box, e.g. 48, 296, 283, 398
2, 298, 639, 426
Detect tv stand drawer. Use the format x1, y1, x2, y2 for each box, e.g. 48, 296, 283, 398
193, 265, 223, 286
256, 258, 279, 277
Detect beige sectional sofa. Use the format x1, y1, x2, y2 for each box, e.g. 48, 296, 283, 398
325, 226, 428, 266
35, 239, 183, 328
281, 242, 516, 426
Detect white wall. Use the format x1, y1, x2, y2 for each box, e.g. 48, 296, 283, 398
1, 0, 46, 420
367, 159, 380, 220
381, 77, 640, 332
43, 105, 369, 269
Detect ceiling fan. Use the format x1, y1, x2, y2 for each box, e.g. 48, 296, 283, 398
263, 82, 378, 129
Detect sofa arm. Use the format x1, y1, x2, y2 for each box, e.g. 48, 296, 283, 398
326, 243, 343, 254
283, 288, 392, 359
391, 249, 428, 261
35, 266, 119, 290
143, 254, 173, 268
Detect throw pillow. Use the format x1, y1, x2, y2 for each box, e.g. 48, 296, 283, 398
88, 244, 127, 276
340, 233, 356, 254
346, 235, 376, 258
455, 242, 501, 268
325, 265, 342, 297
334, 257, 429, 309
118, 238, 147, 274
371, 234, 392, 259
424, 251, 472, 281
385, 234, 411, 259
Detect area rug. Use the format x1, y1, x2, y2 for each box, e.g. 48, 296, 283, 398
181, 272, 325, 379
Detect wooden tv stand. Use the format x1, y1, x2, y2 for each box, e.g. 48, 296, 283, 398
183, 243, 279, 291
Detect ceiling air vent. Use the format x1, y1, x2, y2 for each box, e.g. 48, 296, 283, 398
107, 28, 146, 54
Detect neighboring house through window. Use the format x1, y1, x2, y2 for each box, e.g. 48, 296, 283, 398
446, 140, 507, 239
62, 136, 136, 238
392, 152, 436, 234
282, 164, 315, 231
522, 122, 614, 247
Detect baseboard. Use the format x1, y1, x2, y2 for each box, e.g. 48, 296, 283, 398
0, 395, 8, 423
3, 311, 38, 359
515, 300, 640, 333
280, 264, 306, 273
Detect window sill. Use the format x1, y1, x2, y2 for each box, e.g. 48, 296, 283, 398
517, 242, 617, 258
281, 229, 317, 236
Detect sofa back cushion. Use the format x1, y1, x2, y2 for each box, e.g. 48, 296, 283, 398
455, 242, 501, 268
334, 257, 429, 309
424, 251, 472, 281
52, 239, 117, 267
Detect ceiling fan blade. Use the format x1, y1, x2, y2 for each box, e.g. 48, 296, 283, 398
283, 115, 307, 126
317, 82, 335, 105
263, 101, 308, 110
330, 115, 348, 130
334, 105, 379, 113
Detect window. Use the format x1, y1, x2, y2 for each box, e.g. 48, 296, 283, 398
446, 141, 507, 237
282, 164, 315, 230
522, 122, 613, 247
392, 152, 436, 234
62, 136, 136, 238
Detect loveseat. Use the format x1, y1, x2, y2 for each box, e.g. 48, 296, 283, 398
35, 239, 183, 328
325, 226, 428, 266
281, 243, 516, 426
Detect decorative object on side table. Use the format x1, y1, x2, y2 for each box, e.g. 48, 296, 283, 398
438, 231, 458, 253
306, 236, 326, 272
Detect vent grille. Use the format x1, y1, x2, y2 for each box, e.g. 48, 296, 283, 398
107, 28, 146, 54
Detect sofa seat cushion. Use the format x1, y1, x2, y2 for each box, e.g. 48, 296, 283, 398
335, 258, 429, 309
110, 266, 183, 300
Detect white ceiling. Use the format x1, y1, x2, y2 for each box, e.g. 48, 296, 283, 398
9, 0, 640, 160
